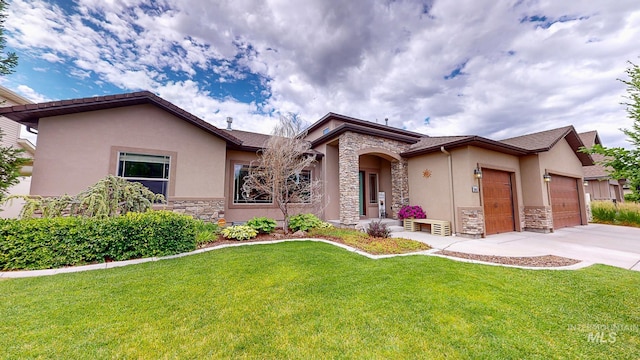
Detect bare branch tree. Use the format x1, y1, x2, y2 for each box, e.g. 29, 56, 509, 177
241, 114, 322, 233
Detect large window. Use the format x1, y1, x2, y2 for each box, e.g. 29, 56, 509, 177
117, 152, 170, 197
233, 164, 273, 204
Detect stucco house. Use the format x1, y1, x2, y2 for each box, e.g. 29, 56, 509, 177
0, 86, 35, 218
0, 91, 593, 237
579, 130, 625, 203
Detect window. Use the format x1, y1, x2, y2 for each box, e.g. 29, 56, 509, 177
233, 164, 273, 204
117, 152, 170, 197
323, 127, 330, 135
369, 173, 378, 204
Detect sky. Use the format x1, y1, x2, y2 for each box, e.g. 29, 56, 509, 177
2, 0, 639, 148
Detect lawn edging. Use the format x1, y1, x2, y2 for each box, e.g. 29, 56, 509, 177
0, 238, 592, 278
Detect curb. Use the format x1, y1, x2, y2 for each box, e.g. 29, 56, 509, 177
0, 238, 592, 278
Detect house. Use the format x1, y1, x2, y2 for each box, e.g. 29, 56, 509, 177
0, 91, 593, 237
0, 86, 35, 218
579, 130, 625, 203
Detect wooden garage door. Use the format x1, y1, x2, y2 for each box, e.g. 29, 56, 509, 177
482, 169, 515, 235
550, 175, 582, 229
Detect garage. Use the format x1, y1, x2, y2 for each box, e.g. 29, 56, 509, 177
549, 174, 582, 229
482, 169, 516, 235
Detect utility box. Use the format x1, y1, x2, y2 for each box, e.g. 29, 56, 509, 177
378, 191, 386, 218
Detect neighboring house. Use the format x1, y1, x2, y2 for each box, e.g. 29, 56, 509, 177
579, 130, 625, 203
0, 91, 594, 237
0, 86, 35, 218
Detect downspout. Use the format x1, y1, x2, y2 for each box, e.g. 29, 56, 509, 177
441, 146, 457, 235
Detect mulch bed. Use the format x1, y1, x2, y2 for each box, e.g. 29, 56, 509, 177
435, 250, 581, 267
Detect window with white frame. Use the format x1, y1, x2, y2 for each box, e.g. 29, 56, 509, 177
233, 164, 273, 204
117, 152, 170, 197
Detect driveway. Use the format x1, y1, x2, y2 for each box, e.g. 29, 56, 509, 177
393, 223, 640, 271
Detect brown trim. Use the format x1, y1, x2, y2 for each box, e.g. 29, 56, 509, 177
170, 197, 225, 201
109, 146, 177, 199
306, 112, 425, 140
310, 124, 421, 148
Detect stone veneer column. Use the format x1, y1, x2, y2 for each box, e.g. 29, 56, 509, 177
458, 207, 484, 238
390, 159, 409, 218
338, 132, 360, 225
523, 206, 553, 233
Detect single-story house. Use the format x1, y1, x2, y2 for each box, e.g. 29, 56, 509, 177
0, 86, 35, 218
579, 130, 625, 203
0, 91, 593, 237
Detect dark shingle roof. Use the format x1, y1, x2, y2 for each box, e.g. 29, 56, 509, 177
0, 91, 243, 146
500, 126, 574, 151
579, 131, 610, 179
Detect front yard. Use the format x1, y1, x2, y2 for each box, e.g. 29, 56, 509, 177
1, 241, 638, 358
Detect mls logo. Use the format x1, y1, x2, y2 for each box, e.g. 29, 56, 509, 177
587, 332, 617, 343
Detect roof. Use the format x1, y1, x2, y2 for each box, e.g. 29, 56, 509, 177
578, 130, 601, 147
401, 125, 593, 165
0, 85, 33, 106
224, 128, 323, 157
578, 130, 611, 179
307, 112, 426, 141
310, 122, 423, 148
0, 91, 243, 146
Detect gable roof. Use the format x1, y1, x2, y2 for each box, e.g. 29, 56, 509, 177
578, 130, 612, 180
401, 125, 593, 165
0, 91, 243, 146
307, 112, 425, 142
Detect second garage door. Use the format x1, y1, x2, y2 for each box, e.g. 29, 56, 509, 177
482, 169, 516, 235
549, 175, 582, 229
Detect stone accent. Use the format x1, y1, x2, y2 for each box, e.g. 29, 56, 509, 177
170, 198, 225, 222
523, 206, 553, 233
458, 207, 484, 238
337, 131, 411, 225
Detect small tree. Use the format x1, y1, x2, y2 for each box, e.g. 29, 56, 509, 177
0, 131, 29, 205
583, 61, 640, 202
242, 114, 322, 233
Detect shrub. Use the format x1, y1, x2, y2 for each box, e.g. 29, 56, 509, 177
288, 213, 326, 232
221, 225, 258, 241
246, 217, 277, 234
194, 220, 219, 246
0, 211, 196, 270
12, 175, 165, 219
397, 205, 426, 220
366, 220, 391, 238
590, 200, 640, 227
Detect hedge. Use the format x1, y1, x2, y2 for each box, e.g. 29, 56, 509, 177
0, 211, 196, 270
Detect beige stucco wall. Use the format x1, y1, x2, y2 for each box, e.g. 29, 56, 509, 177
304, 119, 346, 142
31, 104, 227, 198
407, 151, 453, 222
538, 138, 585, 206
321, 143, 340, 220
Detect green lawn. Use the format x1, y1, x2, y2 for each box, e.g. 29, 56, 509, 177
1, 242, 639, 359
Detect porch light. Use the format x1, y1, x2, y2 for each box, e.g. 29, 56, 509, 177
473, 168, 482, 179
543, 173, 552, 182
583, 180, 589, 187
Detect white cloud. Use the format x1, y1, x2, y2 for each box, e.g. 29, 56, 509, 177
5, 0, 640, 148
15, 85, 51, 103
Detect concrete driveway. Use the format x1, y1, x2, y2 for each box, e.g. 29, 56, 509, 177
393, 223, 640, 271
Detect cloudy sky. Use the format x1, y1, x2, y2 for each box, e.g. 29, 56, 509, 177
2, 0, 639, 147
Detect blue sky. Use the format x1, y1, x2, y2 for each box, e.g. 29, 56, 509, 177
2, 0, 640, 148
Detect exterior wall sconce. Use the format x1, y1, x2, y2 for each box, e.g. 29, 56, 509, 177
543, 173, 552, 182
473, 168, 482, 179
583, 180, 589, 187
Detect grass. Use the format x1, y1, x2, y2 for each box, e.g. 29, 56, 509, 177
309, 227, 430, 254
1, 242, 639, 358
591, 200, 640, 227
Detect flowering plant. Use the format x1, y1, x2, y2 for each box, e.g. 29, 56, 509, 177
397, 205, 426, 220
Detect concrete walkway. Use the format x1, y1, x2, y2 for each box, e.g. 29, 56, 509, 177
392, 223, 640, 271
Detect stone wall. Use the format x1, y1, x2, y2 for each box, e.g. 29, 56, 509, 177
523, 206, 553, 233
170, 198, 225, 222
337, 131, 411, 225
458, 207, 484, 238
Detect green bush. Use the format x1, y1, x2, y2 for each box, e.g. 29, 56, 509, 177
221, 225, 258, 241
288, 213, 323, 232
246, 217, 277, 234
590, 200, 640, 227
194, 221, 219, 246
0, 211, 196, 270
